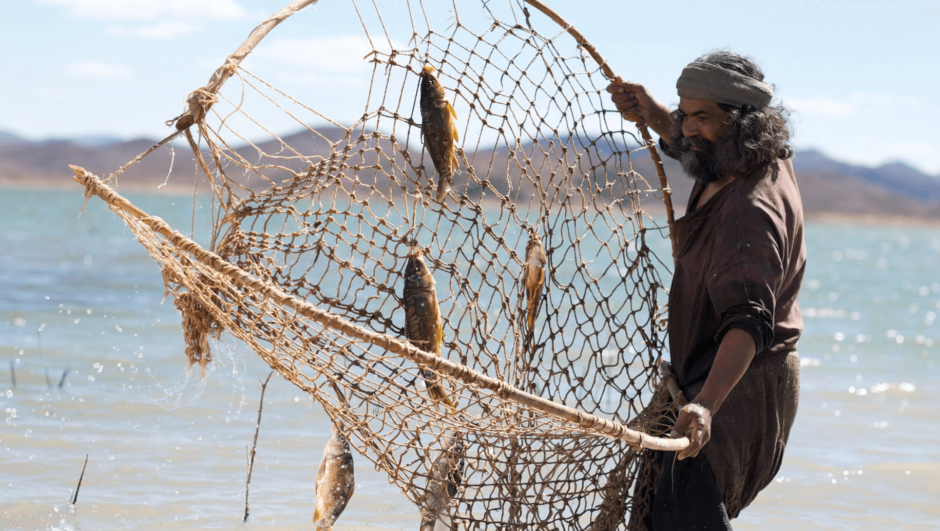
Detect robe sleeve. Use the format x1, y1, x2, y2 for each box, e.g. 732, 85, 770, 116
705, 191, 785, 353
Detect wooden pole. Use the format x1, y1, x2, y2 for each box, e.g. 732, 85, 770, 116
658, 361, 688, 407
169, 0, 321, 130
72, 165, 689, 453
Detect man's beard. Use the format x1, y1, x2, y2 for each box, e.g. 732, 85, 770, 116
676, 135, 731, 185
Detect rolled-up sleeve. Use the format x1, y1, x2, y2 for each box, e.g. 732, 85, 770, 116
705, 193, 784, 353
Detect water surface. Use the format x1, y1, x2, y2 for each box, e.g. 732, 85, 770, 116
1, 188, 938, 529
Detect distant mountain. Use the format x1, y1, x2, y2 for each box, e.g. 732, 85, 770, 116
0, 131, 26, 145
0, 136, 178, 190
0, 130, 122, 148
645, 149, 940, 220
65, 136, 124, 148
794, 150, 940, 204
1, 128, 938, 220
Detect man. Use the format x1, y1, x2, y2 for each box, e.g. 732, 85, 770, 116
607, 51, 805, 530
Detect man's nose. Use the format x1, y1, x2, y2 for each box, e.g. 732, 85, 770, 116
682, 118, 698, 138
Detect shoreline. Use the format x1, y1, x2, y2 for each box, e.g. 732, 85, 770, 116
0, 177, 200, 196
4, 179, 939, 228
802, 211, 940, 228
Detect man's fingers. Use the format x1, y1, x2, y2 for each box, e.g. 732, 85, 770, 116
617, 80, 646, 93
677, 424, 707, 460
615, 102, 640, 114
607, 79, 646, 123
610, 92, 636, 104
677, 428, 705, 461
670, 409, 692, 438
672, 403, 712, 459
611, 94, 640, 115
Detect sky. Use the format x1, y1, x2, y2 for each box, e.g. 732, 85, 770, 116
0, 0, 938, 174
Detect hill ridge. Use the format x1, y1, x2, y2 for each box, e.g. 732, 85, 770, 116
1, 127, 937, 220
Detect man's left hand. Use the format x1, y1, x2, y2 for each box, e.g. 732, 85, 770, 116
670, 402, 713, 460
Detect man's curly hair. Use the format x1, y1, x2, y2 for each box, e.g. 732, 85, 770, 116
669, 50, 793, 180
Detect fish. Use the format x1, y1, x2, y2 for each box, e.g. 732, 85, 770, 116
419, 65, 460, 201
419, 434, 466, 531
313, 425, 356, 531
402, 248, 456, 413
523, 231, 547, 332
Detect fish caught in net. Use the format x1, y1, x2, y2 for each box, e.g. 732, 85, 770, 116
70, 0, 689, 528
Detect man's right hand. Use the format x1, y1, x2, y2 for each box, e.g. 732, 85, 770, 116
670, 402, 713, 460
605, 79, 672, 139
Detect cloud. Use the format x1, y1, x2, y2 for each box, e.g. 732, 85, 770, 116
67, 61, 131, 79
252, 36, 377, 74
787, 97, 855, 117
248, 35, 409, 88
107, 21, 199, 39
271, 71, 365, 89
864, 142, 936, 160
38, 0, 245, 20
788, 93, 921, 118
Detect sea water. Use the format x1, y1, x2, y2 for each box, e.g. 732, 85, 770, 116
0, 187, 938, 530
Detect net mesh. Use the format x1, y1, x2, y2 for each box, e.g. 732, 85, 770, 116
74, 1, 683, 528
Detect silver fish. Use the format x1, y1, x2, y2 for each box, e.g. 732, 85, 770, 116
403, 248, 457, 412
523, 231, 547, 332
419, 434, 466, 531
313, 425, 355, 531
419, 65, 460, 201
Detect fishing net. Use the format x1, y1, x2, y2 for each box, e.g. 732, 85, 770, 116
71, 0, 687, 528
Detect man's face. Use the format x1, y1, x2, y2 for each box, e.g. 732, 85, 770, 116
678, 98, 730, 145
674, 98, 733, 184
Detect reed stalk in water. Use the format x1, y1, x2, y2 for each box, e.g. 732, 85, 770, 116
243, 371, 274, 522
70, 454, 89, 505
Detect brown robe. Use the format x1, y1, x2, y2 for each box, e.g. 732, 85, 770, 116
668, 158, 805, 518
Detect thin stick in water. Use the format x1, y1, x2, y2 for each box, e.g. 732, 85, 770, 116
39, 326, 52, 389
70, 454, 89, 505
9, 360, 15, 389
59, 368, 70, 390
243, 370, 274, 522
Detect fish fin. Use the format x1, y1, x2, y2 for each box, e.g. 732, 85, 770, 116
447, 101, 458, 121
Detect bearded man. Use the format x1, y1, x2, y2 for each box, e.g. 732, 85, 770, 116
607, 50, 805, 530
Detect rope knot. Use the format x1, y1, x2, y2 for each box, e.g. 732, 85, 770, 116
167, 87, 220, 131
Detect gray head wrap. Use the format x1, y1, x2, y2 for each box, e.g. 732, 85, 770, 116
676, 62, 774, 109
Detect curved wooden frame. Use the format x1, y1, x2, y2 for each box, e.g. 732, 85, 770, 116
73, 0, 689, 453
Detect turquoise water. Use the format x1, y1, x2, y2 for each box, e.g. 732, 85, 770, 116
1, 187, 938, 529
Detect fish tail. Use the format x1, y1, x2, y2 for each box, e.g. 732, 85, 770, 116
419, 511, 437, 531
313, 509, 329, 531
429, 382, 457, 412
422, 369, 456, 412
436, 166, 453, 201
